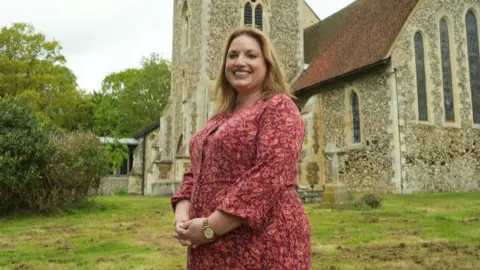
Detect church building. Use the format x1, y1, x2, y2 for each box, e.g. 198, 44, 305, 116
128, 0, 480, 196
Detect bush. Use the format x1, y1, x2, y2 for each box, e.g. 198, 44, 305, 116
362, 193, 382, 208
42, 131, 110, 210
0, 101, 56, 213
0, 100, 110, 214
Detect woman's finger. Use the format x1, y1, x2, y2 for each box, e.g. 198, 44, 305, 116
174, 225, 187, 236
178, 239, 192, 246
180, 219, 192, 229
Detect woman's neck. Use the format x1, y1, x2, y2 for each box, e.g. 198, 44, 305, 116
235, 90, 262, 112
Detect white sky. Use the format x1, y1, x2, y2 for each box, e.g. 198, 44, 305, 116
0, 0, 354, 92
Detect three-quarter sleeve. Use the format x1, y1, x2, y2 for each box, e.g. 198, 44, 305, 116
216, 97, 305, 231
171, 167, 195, 211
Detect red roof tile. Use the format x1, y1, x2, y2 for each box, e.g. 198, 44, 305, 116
294, 0, 420, 92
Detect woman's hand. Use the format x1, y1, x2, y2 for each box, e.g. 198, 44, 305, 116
174, 214, 191, 246
173, 200, 192, 247
175, 218, 216, 247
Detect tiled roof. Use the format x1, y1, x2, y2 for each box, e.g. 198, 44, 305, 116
295, 0, 420, 93
133, 121, 160, 139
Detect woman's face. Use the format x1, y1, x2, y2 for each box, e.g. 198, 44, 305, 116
225, 35, 267, 95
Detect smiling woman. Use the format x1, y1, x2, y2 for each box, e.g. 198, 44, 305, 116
171, 27, 311, 269
214, 27, 293, 115
224, 35, 267, 110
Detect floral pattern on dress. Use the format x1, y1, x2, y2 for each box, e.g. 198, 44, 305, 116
172, 94, 311, 269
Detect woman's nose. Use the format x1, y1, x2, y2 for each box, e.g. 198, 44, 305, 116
234, 54, 246, 66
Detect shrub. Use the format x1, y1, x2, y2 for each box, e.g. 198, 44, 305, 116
0, 100, 110, 214
362, 193, 382, 208
0, 101, 56, 213
42, 131, 110, 210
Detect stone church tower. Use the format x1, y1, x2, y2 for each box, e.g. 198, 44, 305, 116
143, 0, 319, 195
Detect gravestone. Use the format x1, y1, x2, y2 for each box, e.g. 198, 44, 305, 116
321, 142, 350, 209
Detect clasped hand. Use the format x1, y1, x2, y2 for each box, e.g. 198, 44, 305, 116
173, 217, 214, 248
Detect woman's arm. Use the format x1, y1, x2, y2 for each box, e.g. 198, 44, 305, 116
207, 210, 242, 236
171, 167, 195, 212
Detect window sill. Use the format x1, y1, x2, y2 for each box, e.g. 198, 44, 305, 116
442, 122, 461, 129
346, 143, 365, 151
473, 124, 480, 130
406, 120, 434, 126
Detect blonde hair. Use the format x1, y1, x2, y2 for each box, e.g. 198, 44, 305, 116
213, 27, 293, 115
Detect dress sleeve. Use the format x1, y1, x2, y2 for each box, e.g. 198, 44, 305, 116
216, 97, 305, 231
171, 167, 195, 211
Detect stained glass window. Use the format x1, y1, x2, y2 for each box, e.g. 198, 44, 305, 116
440, 18, 455, 122
466, 11, 480, 124
244, 3, 252, 26
351, 91, 361, 144
414, 31, 428, 121
255, 4, 263, 30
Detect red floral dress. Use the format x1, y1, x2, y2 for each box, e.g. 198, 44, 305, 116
171, 94, 311, 269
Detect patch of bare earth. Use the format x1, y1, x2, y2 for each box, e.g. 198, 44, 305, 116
334, 242, 480, 269
136, 229, 185, 257
13, 264, 35, 270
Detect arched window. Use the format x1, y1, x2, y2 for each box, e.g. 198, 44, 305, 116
414, 31, 428, 121
440, 18, 455, 122
351, 91, 361, 144
244, 3, 252, 26
243, 1, 264, 31
181, 2, 190, 50
255, 4, 263, 30
466, 10, 480, 124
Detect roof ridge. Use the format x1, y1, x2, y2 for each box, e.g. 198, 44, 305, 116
295, 0, 420, 92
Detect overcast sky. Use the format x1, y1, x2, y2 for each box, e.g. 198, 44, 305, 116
0, 0, 354, 92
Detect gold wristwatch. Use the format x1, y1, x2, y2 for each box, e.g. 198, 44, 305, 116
202, 218, 216, 240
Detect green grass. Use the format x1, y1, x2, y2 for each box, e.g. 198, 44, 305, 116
0, 192, 479, 269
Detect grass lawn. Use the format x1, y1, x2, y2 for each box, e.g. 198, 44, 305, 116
0, 192, 479, 269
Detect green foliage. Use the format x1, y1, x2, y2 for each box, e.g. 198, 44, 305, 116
43, 131, 110, 209
103, 139, 129, 175
0, 22, 94, 131
0, 100, 109, 214
95, 52, 171, 137
92, 91, 121, 137
114, 187, 129, 196
0, 100, 56, 212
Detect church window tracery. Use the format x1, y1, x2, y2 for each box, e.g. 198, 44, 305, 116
466, 10, 480, 124
243, 0, 264, 31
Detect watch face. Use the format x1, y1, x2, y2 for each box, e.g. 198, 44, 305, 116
204, 228, 214, 239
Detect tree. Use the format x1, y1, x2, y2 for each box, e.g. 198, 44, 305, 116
96, 53, 171, 137
0, 22, 91, 131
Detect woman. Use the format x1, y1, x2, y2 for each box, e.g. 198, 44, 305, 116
171, 27, 311, 269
